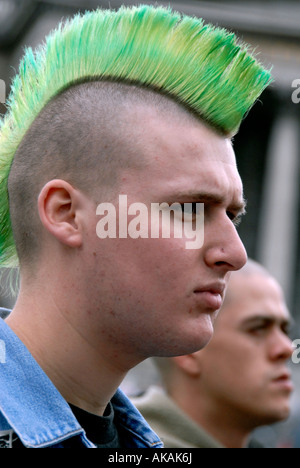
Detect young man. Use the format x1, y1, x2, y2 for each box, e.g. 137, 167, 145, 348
0, 6, 271, 448
135, 260, 294, 448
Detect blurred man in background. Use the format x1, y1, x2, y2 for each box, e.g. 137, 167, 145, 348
134, 260, 294, 448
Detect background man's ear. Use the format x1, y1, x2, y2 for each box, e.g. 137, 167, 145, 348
38, 179, 83, 248
172, 353, 202, 378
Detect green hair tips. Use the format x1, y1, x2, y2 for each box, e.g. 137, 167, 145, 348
0, 5, 272, 267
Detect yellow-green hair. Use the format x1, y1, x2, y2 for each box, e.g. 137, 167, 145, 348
0, 5, 272, 268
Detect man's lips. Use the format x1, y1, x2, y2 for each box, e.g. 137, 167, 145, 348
194, 283, 226, 311
271, 371, 294, 392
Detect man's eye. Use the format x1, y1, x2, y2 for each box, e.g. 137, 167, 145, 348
247, 325, 268, 337
251, 326, 267, 333
282, 325, 292, 338
227, 211, 242, 227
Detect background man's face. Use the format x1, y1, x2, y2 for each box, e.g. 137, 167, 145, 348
195, 273, 294, 424
84, 107, 247, 363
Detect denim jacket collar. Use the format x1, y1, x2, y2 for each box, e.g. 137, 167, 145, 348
0, 316, 162, 448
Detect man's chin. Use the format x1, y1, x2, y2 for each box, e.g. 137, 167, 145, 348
160, 318, 215, 358
252, 403, 291, 427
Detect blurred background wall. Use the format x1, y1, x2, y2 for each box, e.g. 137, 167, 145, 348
0, 0, 299, 448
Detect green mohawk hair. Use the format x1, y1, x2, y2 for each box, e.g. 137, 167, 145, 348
0, 5, 272, 268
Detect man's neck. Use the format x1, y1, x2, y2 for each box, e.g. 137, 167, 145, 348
193, 413, 251, 449
171, 390, 251, 449
5, 290, 131, 416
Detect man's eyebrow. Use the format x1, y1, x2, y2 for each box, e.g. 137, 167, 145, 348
166, 191, 247, 215
240, 314, 293, 328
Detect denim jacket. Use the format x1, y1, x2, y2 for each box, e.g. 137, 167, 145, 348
0, 315, 163, 448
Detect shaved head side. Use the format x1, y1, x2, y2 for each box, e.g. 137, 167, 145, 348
7, 81, 197, 267
222, 259, 274, 308
232, 259, 271, 278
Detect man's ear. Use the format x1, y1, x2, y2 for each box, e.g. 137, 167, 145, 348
172, 353, 202, 378
38, 179, 84, 248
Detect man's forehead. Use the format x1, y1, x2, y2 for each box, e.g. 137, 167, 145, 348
158, 117, 235, 161
217, 304, 291, 334
221, 273, 291, 326
162, 163, 244, 212
127, 103, 235, 159
133, 115, 241, 186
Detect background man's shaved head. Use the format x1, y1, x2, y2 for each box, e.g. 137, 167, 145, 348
222, 259, 277, 309
231, 259, 271, 278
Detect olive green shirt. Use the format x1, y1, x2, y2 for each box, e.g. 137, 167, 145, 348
133, 387, 223, 449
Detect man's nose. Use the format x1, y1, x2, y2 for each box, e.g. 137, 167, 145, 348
203, 216, 248, 274
269, 331, 294, 362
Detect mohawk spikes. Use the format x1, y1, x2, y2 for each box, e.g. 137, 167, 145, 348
0, 5, 272, 267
